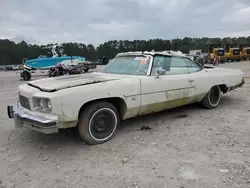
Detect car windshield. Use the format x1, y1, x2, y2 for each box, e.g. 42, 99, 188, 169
101, 55, 151, 75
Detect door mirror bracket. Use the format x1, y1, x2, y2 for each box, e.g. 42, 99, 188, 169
155, 68, 166, 78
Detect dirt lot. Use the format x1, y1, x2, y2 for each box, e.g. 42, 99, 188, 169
0, 62, 250, 188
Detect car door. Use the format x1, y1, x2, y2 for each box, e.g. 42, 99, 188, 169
183, 57, 212, 100
138, 55, 196, 115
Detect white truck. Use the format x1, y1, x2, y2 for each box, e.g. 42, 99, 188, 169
189, 50, 201, 56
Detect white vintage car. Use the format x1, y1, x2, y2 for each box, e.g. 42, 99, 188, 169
7, 51, 245, 145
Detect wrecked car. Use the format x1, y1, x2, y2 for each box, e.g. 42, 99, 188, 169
7, 50, 245, 145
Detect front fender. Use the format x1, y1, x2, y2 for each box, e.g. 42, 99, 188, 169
57, 77, 141, 122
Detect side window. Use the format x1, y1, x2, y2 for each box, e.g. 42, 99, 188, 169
151, 56, 171, 75
170, 56, 189, 74
151, 56, 189, 75
184, 58, 202, 73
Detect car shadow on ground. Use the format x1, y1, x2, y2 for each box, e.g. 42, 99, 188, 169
9, 94, 243, 153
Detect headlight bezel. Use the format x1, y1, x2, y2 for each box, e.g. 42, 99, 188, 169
33, 97, 52, 112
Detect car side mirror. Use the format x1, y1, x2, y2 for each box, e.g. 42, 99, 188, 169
155, 68, 166, 78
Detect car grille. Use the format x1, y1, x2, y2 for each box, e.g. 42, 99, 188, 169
19, 95, 30, 110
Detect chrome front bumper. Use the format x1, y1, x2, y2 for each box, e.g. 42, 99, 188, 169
7, 102, 58, 134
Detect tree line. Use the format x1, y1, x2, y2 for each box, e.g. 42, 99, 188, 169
0, 36, 250, 65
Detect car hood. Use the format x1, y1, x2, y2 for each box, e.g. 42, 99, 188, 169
27, 72, 131, 92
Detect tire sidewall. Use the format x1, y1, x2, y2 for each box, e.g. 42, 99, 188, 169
88, 108, 118, 142
208, 85, 221, 107
78, 102, 120, 145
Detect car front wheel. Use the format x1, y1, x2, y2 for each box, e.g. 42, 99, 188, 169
78, 101, 120, 145
200, 85, 221, 109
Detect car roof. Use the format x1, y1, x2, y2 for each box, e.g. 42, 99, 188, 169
116, 50, 187, 58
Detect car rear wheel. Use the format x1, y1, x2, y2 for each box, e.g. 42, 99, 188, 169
78, 101, 120, 145
200, 85, 221, 109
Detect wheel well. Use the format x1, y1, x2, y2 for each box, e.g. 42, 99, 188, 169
78, 97, 127, 120
218, 84, 227, 93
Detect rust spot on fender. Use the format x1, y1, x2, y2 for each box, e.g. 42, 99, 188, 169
58, 120, 78, 129
58, 105, 78, 128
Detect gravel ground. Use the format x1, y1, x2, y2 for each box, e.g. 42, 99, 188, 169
0, 62, 250, 188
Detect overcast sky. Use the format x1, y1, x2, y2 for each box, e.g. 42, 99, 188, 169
0, 0, 250, 45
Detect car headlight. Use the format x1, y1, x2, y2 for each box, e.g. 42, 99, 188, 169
33, 97, 52, 112
48, 100, 52, 109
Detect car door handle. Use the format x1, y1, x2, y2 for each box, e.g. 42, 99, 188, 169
188, 80, 194, 83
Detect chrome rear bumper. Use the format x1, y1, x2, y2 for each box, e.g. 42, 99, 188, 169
7, 102, 58, 134
226, 78, 245, 93
240, 78, 245, 87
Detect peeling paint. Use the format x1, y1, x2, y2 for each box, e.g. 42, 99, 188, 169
139, 97, 192, 116
28, 77, 120, 92
122, 107, 140, 120
59, 99, 66, 121
138, 93, 206, 116
57, 100, 78, 129
58, 120, 77, 129
165, 88, 192, 100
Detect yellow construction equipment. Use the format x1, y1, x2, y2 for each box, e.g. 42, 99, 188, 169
239, 44, 250, 60
225, 43, 241, 62
205, 44, 226, 64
